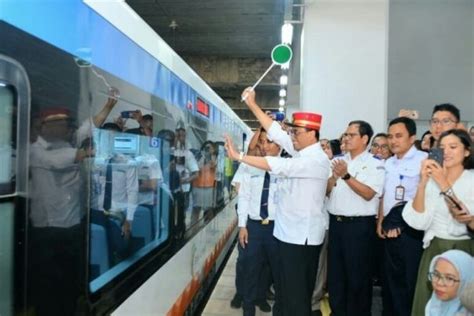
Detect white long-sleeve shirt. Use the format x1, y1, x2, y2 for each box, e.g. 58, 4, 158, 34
264, 122, 330, 245
91, 155, 139, 221
29, 119, 93, 228
237, 166, 278, 227
402, 170, 474, 248
383, 146, 427, 216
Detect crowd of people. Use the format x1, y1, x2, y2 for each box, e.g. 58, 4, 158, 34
224, 87, 474, 316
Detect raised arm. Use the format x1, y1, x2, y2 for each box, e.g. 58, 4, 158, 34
225, 135, 270, 171
241, 88, 273, 131
93, 89, 118, 127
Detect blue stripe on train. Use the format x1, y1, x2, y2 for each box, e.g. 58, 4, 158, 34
0, 0, 219, 122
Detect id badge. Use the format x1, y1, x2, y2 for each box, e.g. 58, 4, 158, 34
395, 185, 405, 201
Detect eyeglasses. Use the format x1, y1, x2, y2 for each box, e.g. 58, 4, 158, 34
430, 118, 457, 126
289, 129, 308, 137
428, 271, 460, 287
342, 132, 359, 139
371, 143, 389, 150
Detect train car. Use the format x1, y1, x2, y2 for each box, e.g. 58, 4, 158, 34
0, 1, 250, 315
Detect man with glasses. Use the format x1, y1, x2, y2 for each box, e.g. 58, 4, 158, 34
326, 120, 385, 316
429, 103, 463, 145
225, 88, 330, 316
378, 117, 427, 316
370, 133, 392, 160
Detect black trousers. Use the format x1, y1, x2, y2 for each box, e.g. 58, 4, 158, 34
29, 224, 84, 316
240, 220, 281, 316
382, 232, 423, 316
277, 239, 321, 316
328, 215, 375, 316
91, 209, 128, 263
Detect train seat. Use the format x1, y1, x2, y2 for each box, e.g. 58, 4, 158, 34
90, 223, 110, 278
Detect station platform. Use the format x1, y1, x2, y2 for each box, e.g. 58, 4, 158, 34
202, 245, 271, 316
202, 243, 383, 316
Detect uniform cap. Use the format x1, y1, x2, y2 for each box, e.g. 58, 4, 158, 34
286, 112, 322, 130
40, 107, 70, 123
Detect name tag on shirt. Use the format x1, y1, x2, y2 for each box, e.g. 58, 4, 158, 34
395, 185, 405, 201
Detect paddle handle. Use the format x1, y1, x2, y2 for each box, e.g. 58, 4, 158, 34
241, 63, 275, 102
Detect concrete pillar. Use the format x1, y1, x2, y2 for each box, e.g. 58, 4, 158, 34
300, 0, 388, 139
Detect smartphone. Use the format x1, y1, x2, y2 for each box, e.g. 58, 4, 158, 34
398, 109, 419, 120
409, 110, 419, 120
444, 194, 463, 211
428, 148, 444, 166
121, 110, 135, 118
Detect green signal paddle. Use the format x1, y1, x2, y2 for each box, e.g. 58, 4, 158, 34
271, 44, 293, 65
242, 44, 293, 101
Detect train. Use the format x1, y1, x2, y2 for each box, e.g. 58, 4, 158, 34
0, 1, 250, 315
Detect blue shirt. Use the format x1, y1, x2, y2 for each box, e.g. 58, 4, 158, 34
383, 146, 427, 216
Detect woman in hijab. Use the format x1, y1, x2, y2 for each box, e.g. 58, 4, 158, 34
426, 249, 474, 316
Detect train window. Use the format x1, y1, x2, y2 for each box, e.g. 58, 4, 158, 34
88, 127, 170, 292
0, 84, 16, 195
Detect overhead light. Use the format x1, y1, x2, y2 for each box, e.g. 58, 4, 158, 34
279, 106, 284, 112
279, 99, 285, 106
279, 75, 288, 86
281, 22, 294, 45
279, 89, 287, 97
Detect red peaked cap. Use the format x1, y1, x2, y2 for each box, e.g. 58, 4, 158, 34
40, 107, 71, 123
286, 112, 322, 130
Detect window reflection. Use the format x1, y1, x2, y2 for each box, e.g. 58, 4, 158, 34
89, 124, 170, 290
29, 107, 86, 315
192, 141, 217, 222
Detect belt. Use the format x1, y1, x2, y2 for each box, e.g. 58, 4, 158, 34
330, 214, 375, 223
248, 217, 274, 225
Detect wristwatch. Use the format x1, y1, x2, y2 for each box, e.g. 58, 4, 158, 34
238, 151, 244, 162
342, 173, 351, 180
441, 187, 454, 197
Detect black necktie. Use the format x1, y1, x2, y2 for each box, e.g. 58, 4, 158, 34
103, 159, 113, 211
260, 172, 270, 220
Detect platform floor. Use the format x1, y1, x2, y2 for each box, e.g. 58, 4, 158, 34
202, 246, 271, 316
202, 244, 382, 316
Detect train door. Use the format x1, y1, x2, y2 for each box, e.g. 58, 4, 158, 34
0, 55, 30, 316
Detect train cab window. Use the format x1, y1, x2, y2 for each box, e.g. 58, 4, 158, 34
0, 83, 17, 315
0, 84, 16, 195
88, 127, 170, 292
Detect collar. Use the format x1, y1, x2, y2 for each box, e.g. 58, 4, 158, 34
346, 149, 370, 162
298, 142, 321, 156
397, 145, 417, 161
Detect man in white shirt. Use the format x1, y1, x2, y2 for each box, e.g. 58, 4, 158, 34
225, 88, 330, 316
379, 117, 426, 316
135, 153, 163, 239
326, 120, 385, 316
238, 131, 282, 316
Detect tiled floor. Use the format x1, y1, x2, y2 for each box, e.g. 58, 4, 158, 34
202, 246, 272, 316
202, 244, 382, 316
